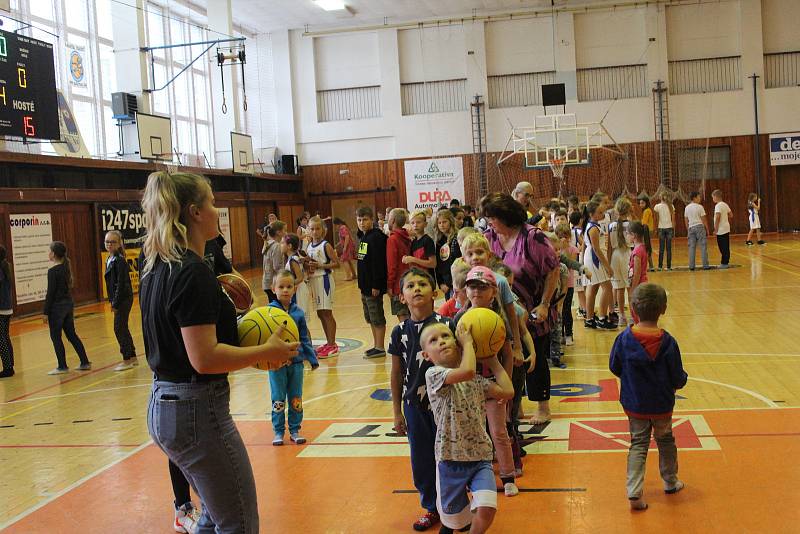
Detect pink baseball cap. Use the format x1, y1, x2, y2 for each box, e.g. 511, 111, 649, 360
466, 266, 497, 287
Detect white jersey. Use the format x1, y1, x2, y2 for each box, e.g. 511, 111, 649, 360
608, 220, 633, 250
306, 240, 330, 278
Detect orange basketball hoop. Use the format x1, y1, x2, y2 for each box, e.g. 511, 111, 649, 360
548, 158, 566, 179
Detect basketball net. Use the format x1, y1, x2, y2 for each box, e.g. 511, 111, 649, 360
548, 158, 566, 180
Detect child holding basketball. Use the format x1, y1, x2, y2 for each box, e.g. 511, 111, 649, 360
306, 216, 340, 358
388, 268, 455, 531
422, 321, 514, 534
268, 270, 318, 446
454, 266, 518, 497
746, 193, 765, 246
609, 283, 687, 510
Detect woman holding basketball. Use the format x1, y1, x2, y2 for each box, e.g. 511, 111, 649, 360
481, 193, 560, 425
140, 171, 299, 533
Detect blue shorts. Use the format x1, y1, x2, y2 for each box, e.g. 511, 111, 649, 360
435, 460, 497, 529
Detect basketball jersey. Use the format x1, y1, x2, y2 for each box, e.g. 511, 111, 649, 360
608, 220, 632, 250
306, 240, 330, 278
285, 254, 305, 277
584, 221, 601, 268
571, 227, 582, 250
598, 212, 611, 251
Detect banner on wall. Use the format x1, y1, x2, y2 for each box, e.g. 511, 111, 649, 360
97, 203, 147, 298
770, 133, 800, 166
9, 214, 53, 304
53, 90, 91, 158
403, 157, 465, 211
66, 43, 87, 88
218, 207, 233, 260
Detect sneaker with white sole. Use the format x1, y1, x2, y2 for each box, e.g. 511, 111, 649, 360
326, 343, 339, 356
665, 480, 685, 494
76, 362, 92, 371
290, 432, 306, 444
272, 433, 284, 446
47, 367, 69, 375
114, 361, 135, 371
174, 502, 201, 533
564, 335, 574, 346
504, 482, 519, 497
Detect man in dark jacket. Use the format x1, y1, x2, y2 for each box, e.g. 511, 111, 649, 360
356, 206, 388, 359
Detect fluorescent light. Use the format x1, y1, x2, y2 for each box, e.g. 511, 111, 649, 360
314, 0, 347, 11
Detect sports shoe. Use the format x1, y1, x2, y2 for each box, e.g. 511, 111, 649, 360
76, 362, 92, 371
746, 240, 754, 246
598, 318, 618, 330
665, 480, 685, 494
363, 347, 386, 359
584, 318, 597, 329
758, 240, 766, 245
514, 467, 523, 478
114, 361, 135, 371
550, 358, 567, 369
413, 511, 440, 531
316, 344, 333, 359
577, 308, 586, 319
326, 343, 339, 356
608, 311, 619, 324
174, 502, 201, 534
564, 335, 574, 346
47, 367, 69, 375
617, 315, 628, 327
272, 434, 284, 446
504, 481, 519, 496
629, 497, 648, 511
290, 432, 306, 444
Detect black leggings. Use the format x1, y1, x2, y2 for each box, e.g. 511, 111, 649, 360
0, 314, 12, 370
561, 287, 574, 337
48, 301, 89, 369
525, 332, 551, 401
113, 296, 137, 359
169, 459, 192, 509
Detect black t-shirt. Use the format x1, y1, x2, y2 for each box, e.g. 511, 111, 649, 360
204, 235, 233, 276
435, 235, 461, 287
140, 250, 237, 382
410, 234, 437, 283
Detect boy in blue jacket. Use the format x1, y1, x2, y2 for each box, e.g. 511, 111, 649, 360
609, 282, 688, 511
268, 270, 319, 446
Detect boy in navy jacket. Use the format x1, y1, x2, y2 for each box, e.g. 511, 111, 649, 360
610, 283, 688, 511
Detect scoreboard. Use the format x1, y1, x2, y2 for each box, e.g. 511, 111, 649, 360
0, 31, 59, 140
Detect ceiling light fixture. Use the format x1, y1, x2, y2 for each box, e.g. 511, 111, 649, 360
313, 0, 347, 11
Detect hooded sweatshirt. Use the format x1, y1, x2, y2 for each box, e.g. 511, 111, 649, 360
387, 227, 412, 296
356, 227, 388, 296
609, 326, 687, 418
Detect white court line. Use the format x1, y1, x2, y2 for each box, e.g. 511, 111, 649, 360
0, 383, 149, 405
552, 367, 780, 408
303, 381, 390, 405
0, 440, 152, 530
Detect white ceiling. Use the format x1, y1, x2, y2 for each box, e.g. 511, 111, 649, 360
230, 0, 622, 34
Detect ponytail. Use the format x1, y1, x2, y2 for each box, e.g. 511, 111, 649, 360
50, 241, 73, 289
141, 171, 210, 274
614, 197, 632, 249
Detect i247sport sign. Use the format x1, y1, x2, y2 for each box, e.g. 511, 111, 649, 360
769, 133, 800, 166
404, 157, 465, 211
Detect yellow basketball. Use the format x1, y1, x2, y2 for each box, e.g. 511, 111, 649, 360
459, 307, 506, 359
237, 306, 299, 370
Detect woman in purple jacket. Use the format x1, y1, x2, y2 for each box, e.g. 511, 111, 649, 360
481, 193, 560, 424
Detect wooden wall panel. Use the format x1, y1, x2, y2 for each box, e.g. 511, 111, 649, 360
227, 206, 250, 268
301, 134, 780, 236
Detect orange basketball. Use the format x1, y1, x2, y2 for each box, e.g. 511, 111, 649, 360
217, 273, 254, 314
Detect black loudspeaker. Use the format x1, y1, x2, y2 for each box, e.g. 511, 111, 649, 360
111, 92, 138, 120
281, 154, 298, 175
541, 83, 566, 107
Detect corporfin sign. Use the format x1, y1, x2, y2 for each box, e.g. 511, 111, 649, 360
769, 133, 800, 166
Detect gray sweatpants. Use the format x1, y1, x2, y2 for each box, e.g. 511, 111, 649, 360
626, 416, 679, 499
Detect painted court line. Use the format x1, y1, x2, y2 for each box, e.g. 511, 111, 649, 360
7, 361, 120, 402
0, 440, 152, 531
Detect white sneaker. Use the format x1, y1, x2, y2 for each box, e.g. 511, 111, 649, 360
174, 502, 201, 533
47, 367, 68, 375
114, 361, 135, 371
618, 315, 628, 327
504, 481, 519, 497
564, 335, 574, 346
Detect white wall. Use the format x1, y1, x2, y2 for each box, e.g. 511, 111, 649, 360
267, 0, 800, 166
761, 0, 800, 53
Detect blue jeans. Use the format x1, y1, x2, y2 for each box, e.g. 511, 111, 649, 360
687, 225, 709, 269
47, 300, 89, 369
148, 380, 259, 534
268, 362, 304, 434
658, 228, 673, 269
404, 402, 438, 513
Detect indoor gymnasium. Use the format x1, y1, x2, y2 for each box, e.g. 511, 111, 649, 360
1, 0, 799, 532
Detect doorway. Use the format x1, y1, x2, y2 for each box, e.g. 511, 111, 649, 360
777, 165, 800, 232
330, 195, 376, 247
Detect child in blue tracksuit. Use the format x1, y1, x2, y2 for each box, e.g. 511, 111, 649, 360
269, 270, 318, 446
609, 282, 688, 511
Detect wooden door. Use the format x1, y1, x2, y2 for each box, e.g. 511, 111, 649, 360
330, 195, 376, 247
777, 165, 800, 232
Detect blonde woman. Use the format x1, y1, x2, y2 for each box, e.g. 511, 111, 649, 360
140, 171, 298, 533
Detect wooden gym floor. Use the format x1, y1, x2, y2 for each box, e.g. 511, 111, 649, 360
1, 234, 799, 533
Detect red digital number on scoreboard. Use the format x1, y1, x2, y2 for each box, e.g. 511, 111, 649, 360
23, 116, 35, 137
